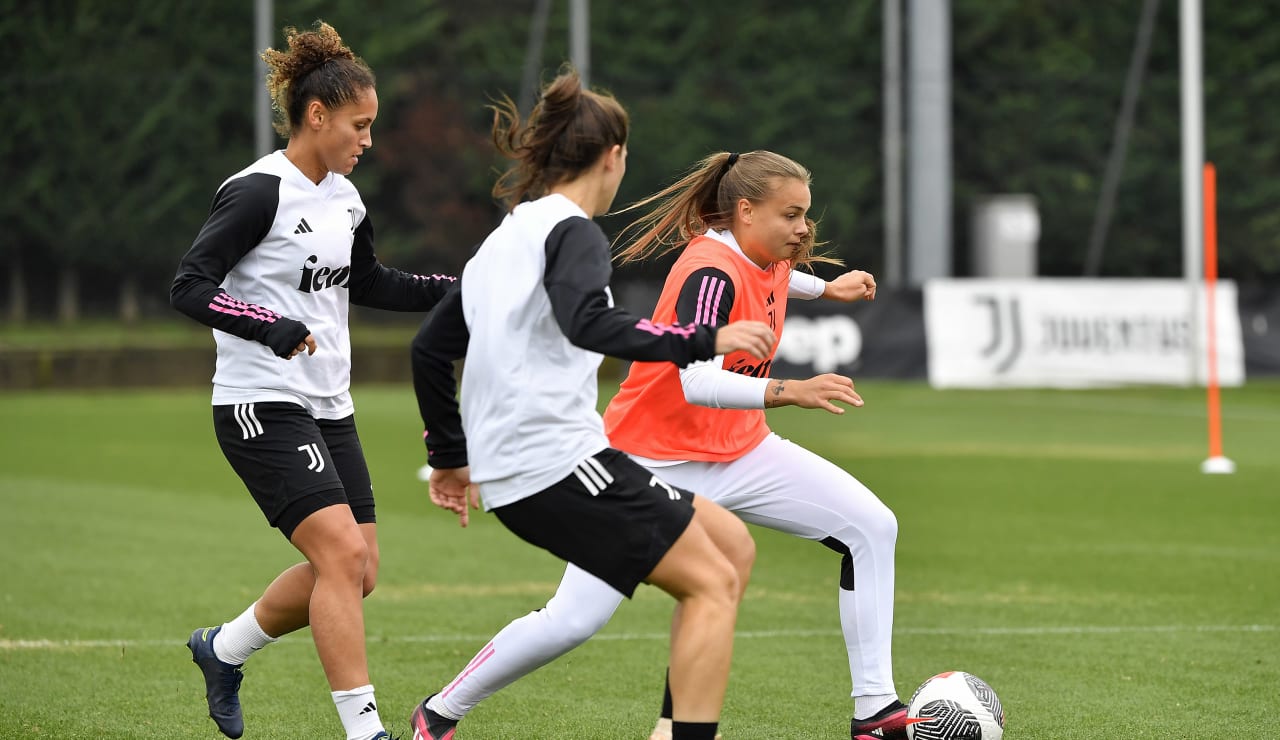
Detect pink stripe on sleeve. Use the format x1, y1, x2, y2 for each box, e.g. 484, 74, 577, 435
708, 278, 726, 326
635, 318, 698, 338
210, 293, 279, 323
694, 275, 711, 325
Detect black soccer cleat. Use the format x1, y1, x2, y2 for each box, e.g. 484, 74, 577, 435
410, 695, 458, 740
187, 626, 245, 739
851, 699, 914, 740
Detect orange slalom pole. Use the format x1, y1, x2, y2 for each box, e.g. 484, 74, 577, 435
1202, 162, 1225, 460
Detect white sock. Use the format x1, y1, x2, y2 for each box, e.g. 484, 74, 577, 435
213, 601, 277, 666
333, 684, 383, 740
435, 564, 622, 717
854, 693, 898, 720
426, 693, 464, 721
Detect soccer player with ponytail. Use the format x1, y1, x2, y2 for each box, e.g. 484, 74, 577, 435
420, 149, 905, 740
171, 21, 453, 740
408, 68, 775, 740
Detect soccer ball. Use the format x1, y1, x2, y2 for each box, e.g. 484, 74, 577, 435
906, 671, 1004, 740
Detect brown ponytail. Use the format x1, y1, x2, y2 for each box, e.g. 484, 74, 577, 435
613, 150, 838, 270
490, 66, 629, 212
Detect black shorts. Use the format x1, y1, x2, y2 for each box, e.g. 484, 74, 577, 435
492, 448, 695, 597
212, 402, 374, 539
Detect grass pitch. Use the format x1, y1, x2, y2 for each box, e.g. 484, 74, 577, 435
1, 380, 1277, 738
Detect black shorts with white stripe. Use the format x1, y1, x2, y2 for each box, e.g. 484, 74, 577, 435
212, 402, 374, 539
492, 448, 695, 597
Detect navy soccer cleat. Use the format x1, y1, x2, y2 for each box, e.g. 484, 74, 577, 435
409, 695, 458, 740
187, 626, 245, 739
851, 699, 913, 740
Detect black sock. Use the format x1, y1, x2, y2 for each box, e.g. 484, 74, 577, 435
660, 668, 673, 720
671, 721, 718, 740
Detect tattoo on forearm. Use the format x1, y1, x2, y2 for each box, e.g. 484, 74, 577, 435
773, 380, 785, 397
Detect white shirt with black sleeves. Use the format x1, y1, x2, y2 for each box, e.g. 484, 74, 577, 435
172, 150, 454, 419
411, 194, 721, 510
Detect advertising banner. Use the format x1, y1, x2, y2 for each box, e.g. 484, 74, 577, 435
772, 289, 927, 380
924, 279, 1244, 388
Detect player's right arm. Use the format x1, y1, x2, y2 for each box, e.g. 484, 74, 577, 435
410, 283, 469, 470
170, 174, 313, 359
410, 284, 479, 526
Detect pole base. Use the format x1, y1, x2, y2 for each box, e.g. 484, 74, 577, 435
1201, 456, 1236, 474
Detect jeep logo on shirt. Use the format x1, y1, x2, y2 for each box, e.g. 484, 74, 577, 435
297, 255, 351, 293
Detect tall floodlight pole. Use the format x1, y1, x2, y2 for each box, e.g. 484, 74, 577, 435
570, 0, 590, 87
1180, 0, 1203, 383
906, 0, 952, 286
883, 0, 904, 288
519, 0, 554, 114
255, 0, 273, 157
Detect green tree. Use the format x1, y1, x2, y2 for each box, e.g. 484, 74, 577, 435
952, 0, 1280, 281
3, 1, 255, 323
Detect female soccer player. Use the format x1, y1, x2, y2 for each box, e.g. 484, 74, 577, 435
407, 69, 776, 740
170, 22, 454, 740
420, 150, 906, 740
607, 150, 903, 740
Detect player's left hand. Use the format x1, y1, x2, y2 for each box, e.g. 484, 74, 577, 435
428, 465, 480, 527
766, 373, 864, 414
824, 270, 877, 302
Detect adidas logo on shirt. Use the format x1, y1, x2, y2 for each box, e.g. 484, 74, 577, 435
293, 218, 314, 234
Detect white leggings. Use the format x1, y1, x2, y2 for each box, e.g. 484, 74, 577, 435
434, 433, 898, 716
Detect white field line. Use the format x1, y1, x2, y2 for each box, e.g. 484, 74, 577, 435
991, 394, 1280, 423
2, 623, 1275, 651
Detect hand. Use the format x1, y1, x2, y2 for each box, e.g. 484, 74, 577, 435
428, 465, 480, 527
714, 320, 776, 359
824, 270, 877, 302
286, 334, 317, 359
765, 373, 863, 414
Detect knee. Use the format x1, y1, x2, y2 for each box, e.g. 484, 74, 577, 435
727, 534, 755, 592
709, 554, 743, 608
361, 553, 379, 598
318, 534, 371, 583
557, 607, 612, 645
537, 601, 611, 651
841, 502, 898, 548
873, 505, 899, 545
714, 512, 755, 593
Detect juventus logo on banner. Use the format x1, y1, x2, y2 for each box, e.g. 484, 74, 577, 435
974, 295, 1022, 374
297, 443, 325, 472
925, 278, 1245, 388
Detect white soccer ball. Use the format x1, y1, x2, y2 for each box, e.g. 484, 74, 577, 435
906, 671, 1005, 740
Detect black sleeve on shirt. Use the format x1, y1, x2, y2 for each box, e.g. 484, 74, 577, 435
542, 217, 717, 367
410, 283, 469, 468
673, 266, 737, 328
348, 216, 457, 312
169, 173, 311, 358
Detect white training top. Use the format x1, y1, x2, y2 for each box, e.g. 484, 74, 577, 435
459, 195, 611, 506
172, 150, 454, 419
408, 193, 718, 509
